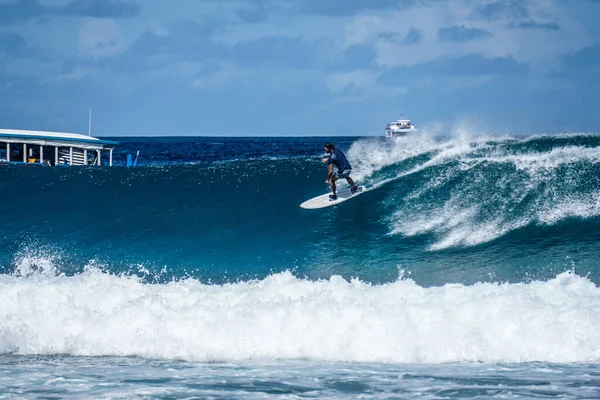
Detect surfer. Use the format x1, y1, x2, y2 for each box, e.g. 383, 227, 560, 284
322, 142, 360, 200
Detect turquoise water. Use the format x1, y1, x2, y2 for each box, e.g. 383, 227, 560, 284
1, 133, 600, 398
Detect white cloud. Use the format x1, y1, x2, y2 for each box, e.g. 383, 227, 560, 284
38, 0, 71, 6
326, 70, 378, 93
326, 69, 407, 99
344, 0, 593, 71
192, 64, 247, 89
78, 18, 126, 58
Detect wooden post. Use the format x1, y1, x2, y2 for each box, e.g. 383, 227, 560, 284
84, 149, 87, 165
55, 147, 58, 165
23, 144, 26, 162
40, 145, 44, 164
69, 147, 73, 165
109, 149, 113, 166
97, 149, 101, 166
6, 143, 9, 162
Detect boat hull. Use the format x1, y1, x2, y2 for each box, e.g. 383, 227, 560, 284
385, 128, 417, 138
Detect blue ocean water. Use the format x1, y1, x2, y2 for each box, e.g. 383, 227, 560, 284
2, 133, 600, 398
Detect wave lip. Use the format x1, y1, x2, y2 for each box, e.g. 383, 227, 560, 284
1, 270, 600, 364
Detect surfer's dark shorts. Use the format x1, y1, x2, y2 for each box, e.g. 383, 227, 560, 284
334, 169, 352, 179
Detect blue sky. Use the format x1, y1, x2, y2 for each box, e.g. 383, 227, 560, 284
0, 0, 599, 136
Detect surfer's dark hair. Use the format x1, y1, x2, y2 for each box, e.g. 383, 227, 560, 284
324, 142, 335, 150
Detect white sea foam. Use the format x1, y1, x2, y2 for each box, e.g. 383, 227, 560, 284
378, 132, 600, 249
346, 134, 441, 182
538, 193, 600, 225
474, 145, 600, 174
12, 246, 64, 278
1, 269, 600, 364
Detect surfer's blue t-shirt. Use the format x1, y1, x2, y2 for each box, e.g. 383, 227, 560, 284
329, 149, 352, 171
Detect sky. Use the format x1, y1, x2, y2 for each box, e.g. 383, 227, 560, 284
0, 0, 599, 136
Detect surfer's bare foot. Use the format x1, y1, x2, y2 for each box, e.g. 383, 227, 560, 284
329, 194, 337, 200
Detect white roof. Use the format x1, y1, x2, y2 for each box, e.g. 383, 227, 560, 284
0, 128, 100, 141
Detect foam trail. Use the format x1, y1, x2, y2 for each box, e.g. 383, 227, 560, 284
2, 269, 600, 364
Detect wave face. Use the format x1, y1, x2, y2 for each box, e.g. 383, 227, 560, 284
2, 133, 600, 363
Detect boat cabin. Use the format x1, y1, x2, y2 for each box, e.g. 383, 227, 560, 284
385, 118, 417, 138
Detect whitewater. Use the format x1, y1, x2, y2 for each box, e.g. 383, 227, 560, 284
2, 132, 600, 398
2, 267, 600, 364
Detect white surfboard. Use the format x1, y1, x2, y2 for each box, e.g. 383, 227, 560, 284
300, 186, 365, 209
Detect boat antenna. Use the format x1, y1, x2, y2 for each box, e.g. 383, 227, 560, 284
88, 108, 92, 136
